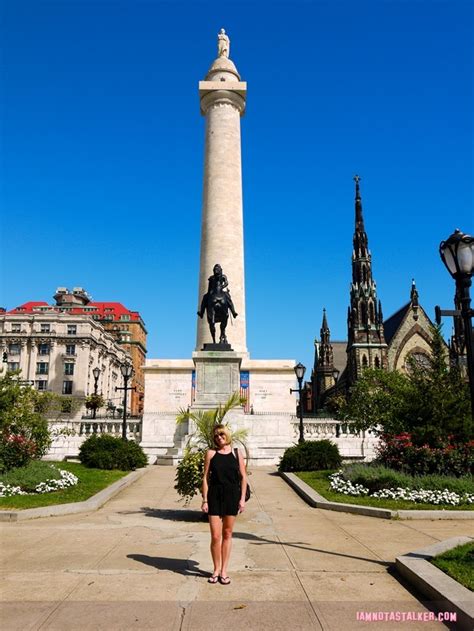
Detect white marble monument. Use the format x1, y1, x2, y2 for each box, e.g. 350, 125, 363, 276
141, 31, 303, 464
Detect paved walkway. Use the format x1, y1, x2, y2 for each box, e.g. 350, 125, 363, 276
1, 467, 473, 630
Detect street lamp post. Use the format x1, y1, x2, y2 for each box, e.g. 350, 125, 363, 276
115, 363, 136, 440
439, 228, 474, 420
92, 367, 100, 420
290, 362, 306, 444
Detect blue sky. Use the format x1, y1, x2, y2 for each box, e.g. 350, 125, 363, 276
1, 0, 473, 374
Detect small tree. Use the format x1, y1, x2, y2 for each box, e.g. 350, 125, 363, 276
404, 326, 471, 445
0, 373, 52, 471
341, 368, 415, 437
342, 325, 472, 447
85, 393, 106, 416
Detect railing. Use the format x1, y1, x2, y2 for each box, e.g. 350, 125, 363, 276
290, 416, 363, 439
50, 418, 142, 441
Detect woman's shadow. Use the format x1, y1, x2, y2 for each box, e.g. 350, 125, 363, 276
128, 554, 209, 577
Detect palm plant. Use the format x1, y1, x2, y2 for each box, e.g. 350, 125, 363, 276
174, 392, 249, 504
176, 391, 249, 455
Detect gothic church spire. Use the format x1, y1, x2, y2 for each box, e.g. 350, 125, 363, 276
347, 176, 387, 383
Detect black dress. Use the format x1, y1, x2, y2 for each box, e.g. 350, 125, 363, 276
207, 450, 241, 517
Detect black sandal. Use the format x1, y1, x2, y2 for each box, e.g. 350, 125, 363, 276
208, 575, 219, 584
219, 576, 231, 585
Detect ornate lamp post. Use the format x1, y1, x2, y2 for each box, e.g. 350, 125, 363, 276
439, 229, 474, 419
290, 362, 306, 444
92, 367, 100, 419
116, 363, 136, 440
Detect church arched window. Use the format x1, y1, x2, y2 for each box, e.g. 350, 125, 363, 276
362, 355, 368, 368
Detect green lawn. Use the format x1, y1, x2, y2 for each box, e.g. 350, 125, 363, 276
295, 471, 474, 511
431, 542, 474, 591
0, 462, 129, 510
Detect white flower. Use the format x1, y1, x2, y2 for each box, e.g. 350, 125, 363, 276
328, 473, 472, 506
0, 467, 79, 497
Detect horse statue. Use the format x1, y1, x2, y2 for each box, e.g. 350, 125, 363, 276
197, 264, 238, 345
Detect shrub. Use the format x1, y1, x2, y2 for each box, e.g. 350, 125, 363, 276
278, 440, 342, 472
0, 433, 37, 473
174, 449, 205, 505
79, 434, 147, 470
376, 433, 474, 477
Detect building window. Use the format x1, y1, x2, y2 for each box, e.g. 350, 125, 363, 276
36, 381, 48, 391
36, 362, 49, 375
38, 343, 50, 356
65, 344, 76, 356
64, 363, 74, 376
62, 381, 73, 394
8, 343, 21, 355
7, 362, 19, 371
67, 325, 77, 335
40, 324, 51, 333
11, 324, 21, 333
120, 314, 130, 321
406, 352, 430, 373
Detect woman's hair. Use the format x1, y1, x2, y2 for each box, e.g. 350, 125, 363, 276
212, 424, 231, 447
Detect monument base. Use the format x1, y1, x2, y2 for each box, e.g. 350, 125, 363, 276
192, 350, 242, 407
141, 354, 302, 464
202, 342, 233, 351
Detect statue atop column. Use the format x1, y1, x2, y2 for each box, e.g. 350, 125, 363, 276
217, 28, 230, 58
198, 263, 238, 345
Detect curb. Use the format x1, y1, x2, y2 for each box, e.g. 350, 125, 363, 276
0, 465, 151, 522
280, 472, 474, 520
395, 537, 474, 631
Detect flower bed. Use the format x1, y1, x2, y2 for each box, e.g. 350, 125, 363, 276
0, 466, 78, 497
329, 471, 474, 506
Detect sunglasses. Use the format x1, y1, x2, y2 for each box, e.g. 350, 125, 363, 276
214, 432, 226, 438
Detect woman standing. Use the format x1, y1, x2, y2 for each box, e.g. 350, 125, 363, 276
201, 424, 247, 585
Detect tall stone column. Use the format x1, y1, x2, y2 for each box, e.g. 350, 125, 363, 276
196, 31, 248, 353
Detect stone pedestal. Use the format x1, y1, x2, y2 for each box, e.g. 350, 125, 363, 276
192, 350, 244, 408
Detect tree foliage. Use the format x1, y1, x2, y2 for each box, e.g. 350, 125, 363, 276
342, 326, 472, 446
0, 373, 52, 471
85, 393, 106, 413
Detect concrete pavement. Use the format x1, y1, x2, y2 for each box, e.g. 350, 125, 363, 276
1, 466, 473, 630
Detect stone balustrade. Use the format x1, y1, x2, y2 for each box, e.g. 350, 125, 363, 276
290, 416, 379, 461
44, 419, 143, 460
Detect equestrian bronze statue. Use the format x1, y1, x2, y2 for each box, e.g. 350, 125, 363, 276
197, 264, 238, 345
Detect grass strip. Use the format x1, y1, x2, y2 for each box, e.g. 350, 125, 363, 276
431, 542, 474, 591
0, 462, 129, 510
296, 471, 474, 511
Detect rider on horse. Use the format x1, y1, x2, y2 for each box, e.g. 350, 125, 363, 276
197, 264, 238, 319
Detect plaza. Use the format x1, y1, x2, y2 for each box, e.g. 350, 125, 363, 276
2, 466, 472, 630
